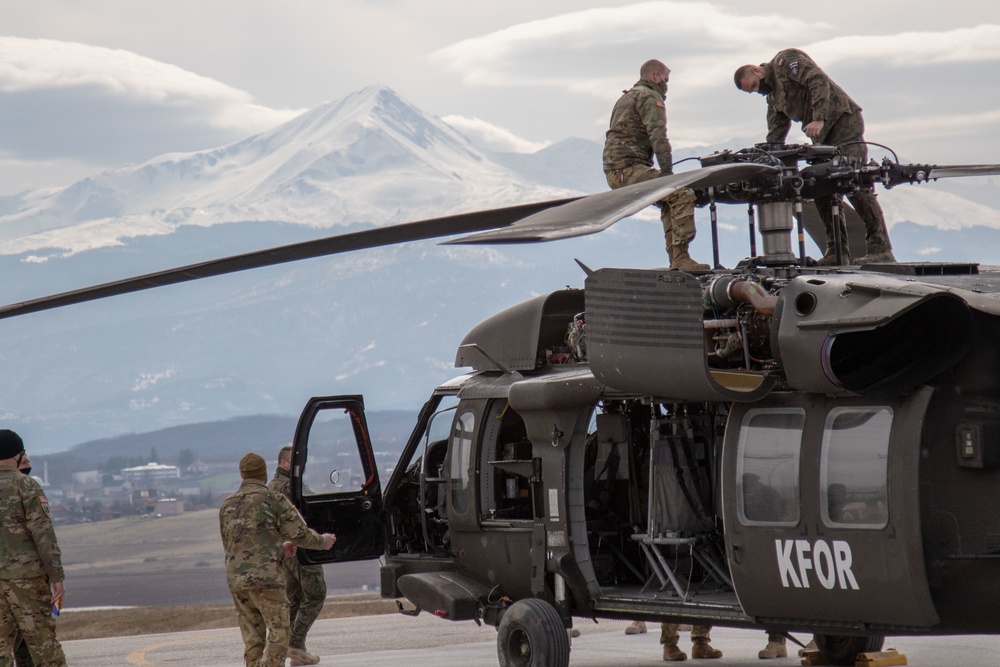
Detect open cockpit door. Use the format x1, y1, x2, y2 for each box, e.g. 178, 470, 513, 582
291, 395, 385, 565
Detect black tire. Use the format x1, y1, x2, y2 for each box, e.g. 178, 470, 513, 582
496, 598, 571, 667
814, 633, 885, 666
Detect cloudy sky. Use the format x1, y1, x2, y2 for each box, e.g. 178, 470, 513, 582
0, 1, 998, 195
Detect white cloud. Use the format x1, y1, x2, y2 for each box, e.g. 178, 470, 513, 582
0, 37, 300, 170
809, 25, 1000, 67
443, 115, 551, 153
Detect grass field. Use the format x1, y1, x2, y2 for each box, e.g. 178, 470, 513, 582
53, 507, 390, 639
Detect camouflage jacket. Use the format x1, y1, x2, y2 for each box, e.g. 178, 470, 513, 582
602, 79, 673, 173
268, 466, 291, 500
0, 469, 64, 583
219, 478, 327, 591
763, 48, 861, 145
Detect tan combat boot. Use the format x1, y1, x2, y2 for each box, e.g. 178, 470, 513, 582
856, 249, 897, 264
758, 640, 787, 659
625, 620, 647, 635
663, 641, 688, 661
288, 647, 321, 666
798, 639, 817, 657
669, 241, 710, 271
691, 638, 723, 659
816, 248, 849, 266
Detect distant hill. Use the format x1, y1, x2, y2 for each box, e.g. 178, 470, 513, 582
35, 409, 419, 481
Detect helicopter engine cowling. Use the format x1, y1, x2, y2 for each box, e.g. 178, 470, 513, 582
772, 274, 975, 398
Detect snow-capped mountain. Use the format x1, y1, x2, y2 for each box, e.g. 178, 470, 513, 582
0, 85, 573, 259
2, 85, 1000, 454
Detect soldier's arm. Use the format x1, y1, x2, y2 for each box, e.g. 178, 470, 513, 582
275, 492, 331, 551
22, 481, 65, 583
637, 93, 673, 174
766, 105, 791, 144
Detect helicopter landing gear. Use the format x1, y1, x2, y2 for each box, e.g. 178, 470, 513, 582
814, 633, 885, 666
496, 598, 570, 667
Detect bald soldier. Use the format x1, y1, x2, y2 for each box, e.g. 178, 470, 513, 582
220, 453, 336, 667
604, 59, 710, 271
734, 49, 896, 265
0, 430, 67, 667
269, 445, 327, 666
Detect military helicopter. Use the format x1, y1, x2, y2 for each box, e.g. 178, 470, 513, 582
5, 141, 1000, 667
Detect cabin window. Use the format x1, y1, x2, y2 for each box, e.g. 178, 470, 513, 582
737, 409, 804, 526
450, 410, 475, 515
479, 400, 532, 520
821, 407, 892, 529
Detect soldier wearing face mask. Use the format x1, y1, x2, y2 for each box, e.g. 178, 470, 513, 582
734, 49, 895, 266
603, 59, 710, 271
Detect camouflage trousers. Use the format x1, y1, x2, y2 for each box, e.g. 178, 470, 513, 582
814, 111, 892, 255
284, 560, 327, 650
660, 622, 712, 645
605, 165, 697, 252
231, 587, 290, 667
0, 577, 65, 667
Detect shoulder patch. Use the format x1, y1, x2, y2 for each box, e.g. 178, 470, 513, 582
788, 60, 799, 76
39, 494, 51, 516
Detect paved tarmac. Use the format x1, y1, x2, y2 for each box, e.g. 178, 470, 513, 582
63, 612, 999, 666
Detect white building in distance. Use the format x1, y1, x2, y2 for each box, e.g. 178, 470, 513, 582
121, 462, 181, 484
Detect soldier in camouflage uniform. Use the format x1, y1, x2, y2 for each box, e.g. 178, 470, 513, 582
603, 59, 710, 271
2, 452, 38, 667
0, 430, 67, 667
220, 452, 336, 667
734, 49, 896, 265
268, 446, 327, 666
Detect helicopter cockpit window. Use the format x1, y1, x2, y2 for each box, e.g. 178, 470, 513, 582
737, 409, 804, 526
450, 410, 475, 515
301, 408, 366, 496
821, 407, 892, 529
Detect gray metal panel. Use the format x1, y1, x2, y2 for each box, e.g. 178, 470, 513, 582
454, 289, 585, 371
776, 274, 974, 396
585, 268, 774, 402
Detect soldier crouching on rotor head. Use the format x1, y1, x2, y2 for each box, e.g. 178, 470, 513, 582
734, 48, 896, 266
603, 59, 710, 271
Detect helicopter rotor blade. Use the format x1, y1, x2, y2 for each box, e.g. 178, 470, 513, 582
925, 164, 1000, 180
0, 197, 579, 321
442, 163, 780, 245
884, 162, 1000, 187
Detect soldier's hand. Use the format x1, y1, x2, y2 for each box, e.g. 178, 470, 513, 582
283, 540, 297, 558
322, 533, 337, 550
51, 581, 65, 608
803, 120, 824, 139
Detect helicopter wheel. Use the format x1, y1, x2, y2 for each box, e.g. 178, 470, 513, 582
496, 598, 570, 667
814, 633, 885, 666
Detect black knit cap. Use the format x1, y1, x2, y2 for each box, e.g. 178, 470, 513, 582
0, 429, 25, 460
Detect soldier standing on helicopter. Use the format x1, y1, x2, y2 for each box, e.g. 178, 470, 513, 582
734, 49, 896, 266
603, 59, 710, 271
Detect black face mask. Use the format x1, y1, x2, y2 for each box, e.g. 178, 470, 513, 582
756, 80, 773, 96
16, 453, 30, 476
20, 466, 31, 476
